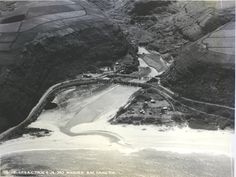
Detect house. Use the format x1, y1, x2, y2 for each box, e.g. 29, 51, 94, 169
161, 106, 168, 114
140, 109, 146, 114
150, 99, 156, 103
82, 74, 92, 78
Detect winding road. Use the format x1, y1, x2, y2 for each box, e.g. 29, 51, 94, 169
0, 47, 233, 177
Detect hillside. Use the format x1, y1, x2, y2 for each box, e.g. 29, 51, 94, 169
0, 1, 137, 133
161, 21, 235, 106
0, 0, 234, 133
102, 0, 235, 106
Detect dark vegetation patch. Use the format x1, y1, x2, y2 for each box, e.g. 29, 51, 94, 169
172, 99, 234, 130
1, 14, 25, 24
130, 0, 172, 16
44, 102, 58, 110
0, 128, 51, 143
162, 63, 235, 107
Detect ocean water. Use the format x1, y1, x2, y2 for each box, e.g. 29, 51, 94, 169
1, 149, 233, 177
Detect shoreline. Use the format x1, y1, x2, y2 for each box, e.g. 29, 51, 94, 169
0, 47, 233, 160
0, 84, 233, 157
0, 124, 233, 157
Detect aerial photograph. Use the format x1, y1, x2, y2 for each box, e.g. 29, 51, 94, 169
0, 0, 235, 177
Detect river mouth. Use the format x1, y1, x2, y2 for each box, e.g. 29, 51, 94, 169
0, 83, 232, 156
0, 83, 233, 177
0, 47, 233, 177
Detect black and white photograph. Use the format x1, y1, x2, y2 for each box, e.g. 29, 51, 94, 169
0, 0, 235, 176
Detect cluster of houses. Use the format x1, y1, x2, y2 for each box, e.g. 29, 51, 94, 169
138, 98, 169, 116
100, 62, 121, 73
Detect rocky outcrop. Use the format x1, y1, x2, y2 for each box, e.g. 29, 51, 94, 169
0, 1, 136, 133
173, 2, 235, 41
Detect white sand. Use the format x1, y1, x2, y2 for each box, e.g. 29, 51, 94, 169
137, 47, 151, 55
0, 84, 233, 157
0, 48, 233, 157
